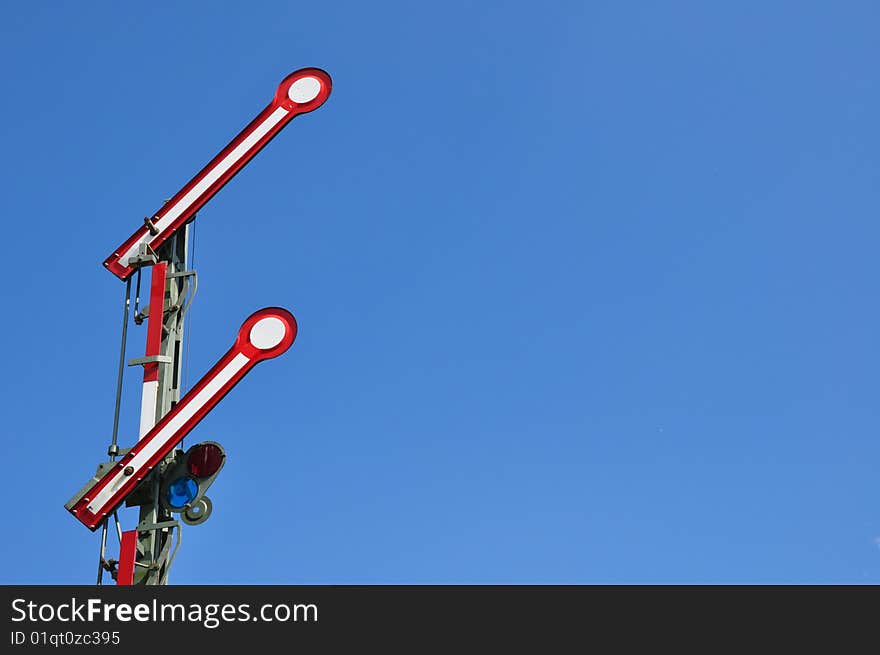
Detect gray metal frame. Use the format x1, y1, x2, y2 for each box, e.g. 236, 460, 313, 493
90, 222, 198, 586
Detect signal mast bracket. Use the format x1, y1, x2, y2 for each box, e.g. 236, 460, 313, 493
128, 243, 159, 269
127, 355, 174, 367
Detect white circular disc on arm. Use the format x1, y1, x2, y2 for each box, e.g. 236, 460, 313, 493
249, 317, 287, 349
288, 77, 322, 103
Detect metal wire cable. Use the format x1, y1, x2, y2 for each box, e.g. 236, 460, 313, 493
108, 277, 131, 458
99, 277, 132, 585
183, 220, 196, 392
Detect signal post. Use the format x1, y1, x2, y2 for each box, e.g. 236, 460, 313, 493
126, 227, 192, 585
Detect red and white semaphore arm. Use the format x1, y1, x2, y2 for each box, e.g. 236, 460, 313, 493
66, 308, 297, 530
103, 68, 332, 280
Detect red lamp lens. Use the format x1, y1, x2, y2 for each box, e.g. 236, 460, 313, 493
187, 443, 224, 478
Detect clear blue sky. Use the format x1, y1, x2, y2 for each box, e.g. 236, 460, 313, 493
1, 1, 878, 584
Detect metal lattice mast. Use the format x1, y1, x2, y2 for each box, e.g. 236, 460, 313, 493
130, 227, 192, 585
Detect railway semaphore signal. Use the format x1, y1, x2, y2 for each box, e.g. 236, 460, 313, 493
64, 68, 331, 585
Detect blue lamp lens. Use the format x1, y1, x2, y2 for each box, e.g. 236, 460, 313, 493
166, 477, 198, 509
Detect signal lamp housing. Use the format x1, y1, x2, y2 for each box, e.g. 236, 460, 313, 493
159, 441, 226, 524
